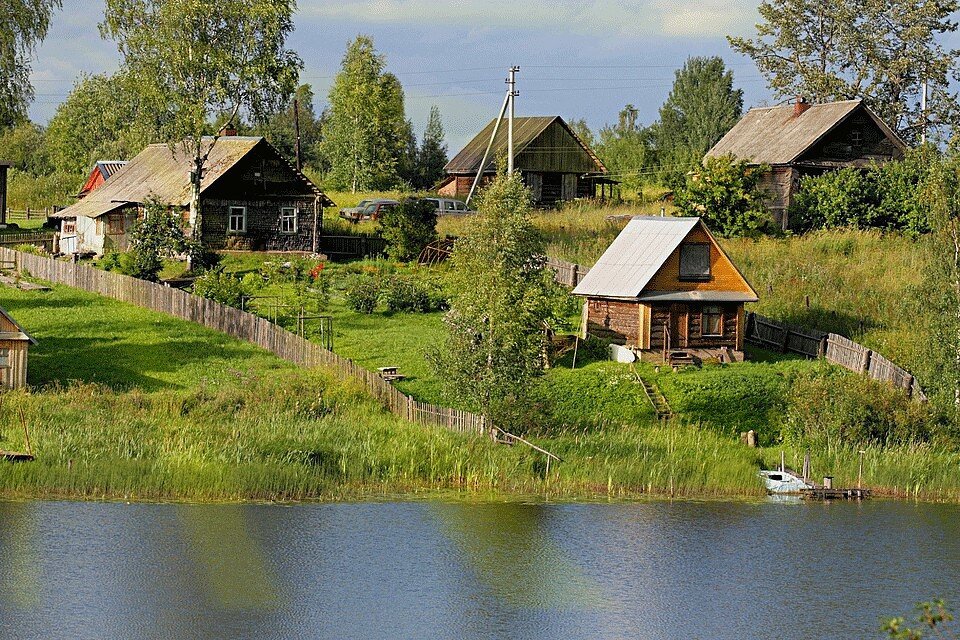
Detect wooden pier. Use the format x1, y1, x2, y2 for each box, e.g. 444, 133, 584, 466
802, 487, 871, 500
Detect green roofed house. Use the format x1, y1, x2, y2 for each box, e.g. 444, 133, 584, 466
438, 116, 614, 205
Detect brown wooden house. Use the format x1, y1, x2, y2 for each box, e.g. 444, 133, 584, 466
705, 98, 907, 229
439, 116, 611, 205
573, 216, 758, 362
51, 136, 335, 255
0, 306, 37, 390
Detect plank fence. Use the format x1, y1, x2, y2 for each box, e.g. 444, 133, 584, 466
0, 232, 57, 252
316, 234, 387, 260
545, 257, 590, 288
744, 312, 926, 401
0, 247, 500, 441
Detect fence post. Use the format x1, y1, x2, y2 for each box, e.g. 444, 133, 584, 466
861, 349, 873, 374
780, 326, 790, 353
818, 335, 828, 358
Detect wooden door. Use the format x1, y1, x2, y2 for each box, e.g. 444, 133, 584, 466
670, 303, 689, 348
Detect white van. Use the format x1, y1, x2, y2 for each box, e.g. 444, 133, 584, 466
422, 198, 474, 217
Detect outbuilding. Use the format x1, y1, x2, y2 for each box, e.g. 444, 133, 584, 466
439, 116, 612, 205
76, 160, 127, 199
573, 216, 758, 362
0, 306, 37, 390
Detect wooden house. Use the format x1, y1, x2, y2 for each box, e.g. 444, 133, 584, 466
0, 306, 37, 390
573, 216, 758, 362
51, 136, 335, 255
439, 116, 612, 205
76, 161, 127, 199
705, 98, 907, 229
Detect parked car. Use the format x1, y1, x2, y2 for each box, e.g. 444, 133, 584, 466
358, 199, 400, 221
421, 198, 474, 217
339, 199, 399, 223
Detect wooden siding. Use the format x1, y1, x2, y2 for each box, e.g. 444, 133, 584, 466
0, 340, 28, 390
798, 111, 904, 165
646, 302, 742, 351
515, 120, 599, 174
645, 226, 755, 294
757, 166, 797, 230
585, 298, 641, 346
202, 197, 320, 252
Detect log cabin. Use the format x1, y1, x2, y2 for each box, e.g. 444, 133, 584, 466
50, 136, 335, 255
705, 98, 907, 229
573, 216, 758, 363
0, 306, 37, 390
438, 116, 613, 205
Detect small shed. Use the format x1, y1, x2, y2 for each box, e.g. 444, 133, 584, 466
0, 306, 37, 390
705, 98, 906, 229
439, 116, 611, 205
573, 216, 758, 362
76, 160, 127, 199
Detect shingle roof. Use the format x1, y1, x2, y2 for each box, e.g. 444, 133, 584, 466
573, 216, 701, 298
705, 99, 905, 165
444, 115, 605, 174
54, 137, 332, 219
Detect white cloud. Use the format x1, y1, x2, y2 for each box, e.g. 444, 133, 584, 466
302, 0, 758, 39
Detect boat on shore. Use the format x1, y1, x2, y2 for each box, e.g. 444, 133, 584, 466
760, 468, 813, 494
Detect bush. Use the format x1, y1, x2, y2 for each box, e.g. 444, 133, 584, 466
378, 198, 437, 261
790, 168, 872, 232
674, 154, 772, 237
192, 270, 247, 307
13, 243, 45, 255
383, 275, 431, 312
344, 273, 381, 313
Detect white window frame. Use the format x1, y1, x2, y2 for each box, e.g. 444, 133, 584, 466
280, 207, 298, 234
0, 348, 9, 368
228, 206, 247, 234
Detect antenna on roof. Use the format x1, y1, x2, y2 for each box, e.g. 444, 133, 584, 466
465, 65, 519, 207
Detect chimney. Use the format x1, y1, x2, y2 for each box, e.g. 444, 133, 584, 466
219, 122, 238, 137
794, 96, 810, 117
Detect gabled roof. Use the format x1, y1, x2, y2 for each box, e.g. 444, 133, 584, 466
444, 115, 606, 174
77, 160, 128, 197
705, 99, 906, 166
0, 306, 38, 344
54, 137, 332, 219
572, 216, 758, 301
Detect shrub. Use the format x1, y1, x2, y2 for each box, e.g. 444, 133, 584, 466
378, 198, 437, 261
383, 275, 431, 312
790, 168, 872, 232
13, 243, 45, 255
192, 270, 247, 307
674, 154, 771, 237
344, 273, 380, 313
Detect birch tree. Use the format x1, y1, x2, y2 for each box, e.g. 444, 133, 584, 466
1, 0, 62, 127
101, 0, 301, 247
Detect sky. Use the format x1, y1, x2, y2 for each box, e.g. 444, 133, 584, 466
28, 0, 786, 151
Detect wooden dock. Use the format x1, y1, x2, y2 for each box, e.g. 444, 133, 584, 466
802, 487, 870, 500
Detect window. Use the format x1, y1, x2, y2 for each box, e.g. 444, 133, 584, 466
702, 306, 723, 336
0, 348, 8, 368
679, 243, 711, 280
280, 207, 298, 234
228, 206, 246, 234
850, 130, 863, 148
455, 201, 467, 211
443, 200, 457, 211
107, 213, 124, 235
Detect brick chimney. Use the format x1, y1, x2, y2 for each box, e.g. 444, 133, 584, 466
219, 122, 238, 136
794, 96, 810, 117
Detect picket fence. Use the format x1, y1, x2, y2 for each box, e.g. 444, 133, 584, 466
545, 257, 590, 288
0, 247, 509, 441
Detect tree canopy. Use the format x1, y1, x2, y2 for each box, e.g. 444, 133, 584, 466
729, 0, 960, 143
321, 36, 411, 192
594, 105, 657, 195
653, 56, 743, 187
0, 0, 62, 127
674, 155, 771, 237
414, 105, 448, 190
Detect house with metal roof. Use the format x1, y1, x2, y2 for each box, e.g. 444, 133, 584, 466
76, 161, 128, 199
438, 116, 612, 205
52, 136, 335, 255
0, 305, 37, 391
705, 98, 907, 229
573, 216, 758, 363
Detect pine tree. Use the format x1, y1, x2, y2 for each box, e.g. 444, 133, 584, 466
416, 105, 448, 190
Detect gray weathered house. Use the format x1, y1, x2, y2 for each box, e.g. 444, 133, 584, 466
439, 116, 611, 205
705, 98, 907, 228
52, 136, 335, 254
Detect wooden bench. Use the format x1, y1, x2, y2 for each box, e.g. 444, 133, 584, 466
377, 366, 406, 382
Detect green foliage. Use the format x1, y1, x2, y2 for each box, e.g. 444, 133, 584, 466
251, 83, 326, 173
0, 122, 50, 175
382, 274, 446, 313
432, 172, 554, 429
414, 105, 448, 190
883, 600, 956, 639
595, 105, 657, 194
378, 197, 437, 261
674, 154, 771, 237
0, 0, 62, 127
344, 273, 381, 313
781, 368, 934, 447
192, 269, 248, 307
791, 168, 873, 231
321, 36, 411, 191
728, 0, 960, 143
653, 56, 743, 187
12, 243, 45, 255
126, 198, 194, 282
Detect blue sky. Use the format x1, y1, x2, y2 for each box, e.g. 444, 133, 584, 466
26, 0, 811, 151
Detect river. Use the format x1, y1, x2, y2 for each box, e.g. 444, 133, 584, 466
0, 499, 957, 639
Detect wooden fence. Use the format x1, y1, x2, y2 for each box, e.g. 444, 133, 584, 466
745, 312, 926, 400
546, 257, 590, 288
317, 234, 387, 260
0, 247, 494, 439
0, 232, 57, 252
6, 208, 56, 223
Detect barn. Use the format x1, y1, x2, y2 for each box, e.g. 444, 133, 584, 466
51, 136, 335, 255
705, 98, 907, 229
439, 116, 611, 205
573, 216, 758, 363
76, 161, 127, 199
0, 306, 37, 390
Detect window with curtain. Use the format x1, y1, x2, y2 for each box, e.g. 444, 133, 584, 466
702, 306, 723, 336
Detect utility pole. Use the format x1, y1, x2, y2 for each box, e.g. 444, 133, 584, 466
920, 80, 928, 145
294, 97, 302, 172
507, 66, 519, 174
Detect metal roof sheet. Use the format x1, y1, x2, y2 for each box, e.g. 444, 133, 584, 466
53, 137, 332, 219
572, 216, 700, 298
96, 161, 127, 179
705, 99, 905, 165
444, 115, 605, 174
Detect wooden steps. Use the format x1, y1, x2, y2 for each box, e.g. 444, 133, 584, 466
633, 366, 673, 421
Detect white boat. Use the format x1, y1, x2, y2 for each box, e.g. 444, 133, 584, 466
759, 469, 813, 494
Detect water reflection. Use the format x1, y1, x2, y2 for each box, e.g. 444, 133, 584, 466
0, 502, 39, 608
